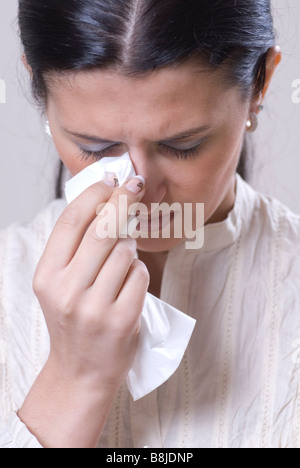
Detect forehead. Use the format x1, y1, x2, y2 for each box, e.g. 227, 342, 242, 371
46, 63, 243, 139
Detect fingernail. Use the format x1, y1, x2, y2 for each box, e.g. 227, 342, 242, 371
102, 176, 119, 188
126, 176, 145, 194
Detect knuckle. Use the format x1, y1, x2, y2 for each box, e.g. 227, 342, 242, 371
32, 262, 49, 296
111, 306, 141, 338
57, 293, 75, 316
32, 271, 46, 296
89, 181, 112, 198
93, 211, 117, 242
91, 225, 113, 246
52, 285, 77, 316
114, 239, 137, 261
59, 206, 82, 229
133, 259, 150, 282
33, 268, 76, 317
108, 312, 134, 336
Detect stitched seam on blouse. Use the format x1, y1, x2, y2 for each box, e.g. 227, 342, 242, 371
291, 234, 300, 448
111, 385, 123, 448
181, 353, 190, 448
260, 207, 284, 449
0, 229, 13, 418
293, 371, 300, 448
215, 236, 242, 449
32, 216, 48, 377
180, 253, 198, 448
0, 231, 8, 419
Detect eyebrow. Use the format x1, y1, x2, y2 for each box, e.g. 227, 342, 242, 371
62, 125, 212, 144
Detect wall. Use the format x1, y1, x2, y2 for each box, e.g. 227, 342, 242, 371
0, 0, 299, 228
250, 0, 300, 213
0, 0, 59, 229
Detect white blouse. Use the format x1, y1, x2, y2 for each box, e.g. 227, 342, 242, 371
1, 173, 300, 448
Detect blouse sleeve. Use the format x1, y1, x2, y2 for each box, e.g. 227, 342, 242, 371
0, 200, 67, 449
0, 412, 43, 448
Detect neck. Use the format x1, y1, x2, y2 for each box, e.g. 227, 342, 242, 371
137, 250, 169, 299
205, 174, 237, 225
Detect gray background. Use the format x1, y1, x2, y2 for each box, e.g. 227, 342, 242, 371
0, 0, 300, 229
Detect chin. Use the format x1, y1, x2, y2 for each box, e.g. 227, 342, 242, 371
136, 236, 185, 253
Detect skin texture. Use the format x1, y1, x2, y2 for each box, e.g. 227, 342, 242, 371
18, 47, 281, 447
47, 64, 246, 251
45, 49, 281, 295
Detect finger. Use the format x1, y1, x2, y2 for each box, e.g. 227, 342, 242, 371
90, 237, 138, 304
115, 259, 150, 322
38, 178, 117, 272
69, 177, 146, 289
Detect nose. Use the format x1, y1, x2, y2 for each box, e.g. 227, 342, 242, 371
129, 149, 167, 209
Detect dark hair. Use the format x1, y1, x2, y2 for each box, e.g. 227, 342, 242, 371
18, 0, 276, 197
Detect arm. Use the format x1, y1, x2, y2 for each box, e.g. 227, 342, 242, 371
18, 359, 119, 448
17, 176, 148, 448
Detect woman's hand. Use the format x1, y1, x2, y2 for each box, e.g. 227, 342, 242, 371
18, 176, 149, 448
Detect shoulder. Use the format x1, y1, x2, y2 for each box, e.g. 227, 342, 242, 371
240, 178, 300, 300
0, 199, 67, 422
0, 196, 67, 306
0, 198, 67, 263
238, 176, 300, 250
1, 198, 67, 239
235, 177, 300, 302
0, 197, 67, 312
259, 191, 300, 251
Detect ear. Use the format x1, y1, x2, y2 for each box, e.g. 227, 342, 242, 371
261, 45, 282, 100
252, 45, 282, 113
22, 54, 33, 78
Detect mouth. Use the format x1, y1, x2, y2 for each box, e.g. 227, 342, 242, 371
137, 211, 175, 233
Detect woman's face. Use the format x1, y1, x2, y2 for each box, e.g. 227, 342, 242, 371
46, 62, 251, 253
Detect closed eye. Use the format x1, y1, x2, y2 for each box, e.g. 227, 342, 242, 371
159, 142, 205, 159
75, 138, 207, 161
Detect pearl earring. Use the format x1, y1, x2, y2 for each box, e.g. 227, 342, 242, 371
45, 120, 52, 138
246, 112, 258, 133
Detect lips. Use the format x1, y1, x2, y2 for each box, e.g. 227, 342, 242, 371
137, 212, 175, 232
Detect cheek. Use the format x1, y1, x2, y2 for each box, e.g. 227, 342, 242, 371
169, 130, 243, 204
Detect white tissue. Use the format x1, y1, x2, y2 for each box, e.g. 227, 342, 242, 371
127, 293, 196, 401
65, 153, 196, 401
65, 153, 136, 204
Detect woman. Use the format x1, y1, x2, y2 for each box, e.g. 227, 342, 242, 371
0, 0, 298, 448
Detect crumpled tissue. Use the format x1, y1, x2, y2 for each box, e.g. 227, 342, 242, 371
65, 152, 196, 401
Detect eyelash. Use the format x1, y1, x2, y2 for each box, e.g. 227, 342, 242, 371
76, 142, 204, 162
